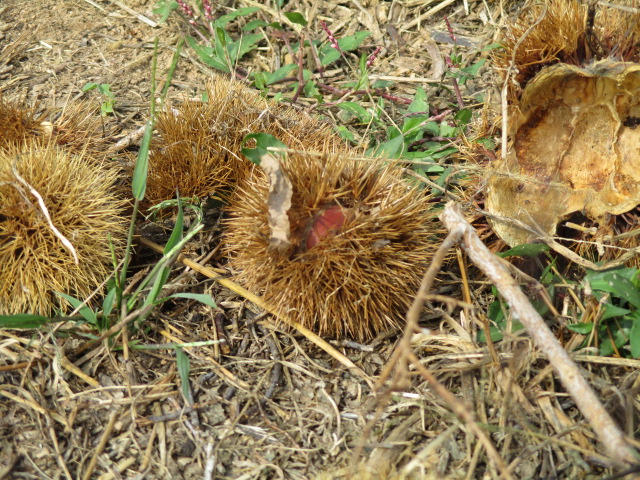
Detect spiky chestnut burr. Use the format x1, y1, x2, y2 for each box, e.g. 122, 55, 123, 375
223, 152, 438, 341
495, 0, 640, 101
0, 96, 108, 159
144, 76, 354, 208
0, 96, 45, 149
0, 141, 126, 315
45, 101, 110, 159
484, 1, 640, 263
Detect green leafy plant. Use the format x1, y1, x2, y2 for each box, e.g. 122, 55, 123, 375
152, 1, 488, 198
569, 267, 640, 358
82, 82, 116, 116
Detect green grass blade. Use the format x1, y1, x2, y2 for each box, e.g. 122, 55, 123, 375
175, 346, 192, 402
169, 293, 217, 308
132, 122, 152, 200
160, 36, 184, 103
55, 292, 98, 326
0, 314, 52, 328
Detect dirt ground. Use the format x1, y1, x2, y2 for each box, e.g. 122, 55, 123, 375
1, 0, 639, 479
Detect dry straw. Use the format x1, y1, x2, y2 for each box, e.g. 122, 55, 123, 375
224, 151, 439, 341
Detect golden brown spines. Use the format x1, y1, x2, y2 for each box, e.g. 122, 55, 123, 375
144, 76, 354, 207
0, 141, 126, 315
224, 152, 438, 341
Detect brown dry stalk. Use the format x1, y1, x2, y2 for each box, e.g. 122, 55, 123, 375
81, 409, 119, 480
440, 201, 639, 466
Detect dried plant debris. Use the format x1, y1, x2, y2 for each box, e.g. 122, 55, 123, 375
259, 153, 294, 252
487, 1, 640, 256
145, 75, 355, 208
0, 141, 126, 315
224, 152, 438, 341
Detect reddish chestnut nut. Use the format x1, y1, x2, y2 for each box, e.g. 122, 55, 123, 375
306, 205, 346, 249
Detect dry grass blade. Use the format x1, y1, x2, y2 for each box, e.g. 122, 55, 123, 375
10, 165, 79, 264
81, 410, 118, 480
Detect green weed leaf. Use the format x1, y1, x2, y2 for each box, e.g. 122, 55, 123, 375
164, 196, 184, 254
243, 19, 269, 31
482, 42, 504, 51
241, 133, 287, 165
284, 12, 307, 26
265, 64, 297, 85
169, 293, 217, 308
132, 122, 152, 200
402, 115, 430, 134
374, 135, 405, 159
186, 36, 229, 72
601, 303, 631, 321
337, 102, 372, 123
102, 287, 117, 318
81, 82, 98, 92
599, 320, 632, 357
586, 268, 640, 308
498, 243, 549, 258
234, 33, 263, 61
338, 31, 371, 51
629, 311, 640, 358
320, 31, 371, 66
304, 80, 321, 100
408, 87, 428, 113
460, 58, 486, 77
455, 108, 472, 126
566, 323, 594, 334
175, 346, 191, 401
82, 83, 115, 116
152, 0, 178, 22
320, 48, 340, 66
336, 126, 356, 143
215, 27, 228, 49
214, 7, 260, 29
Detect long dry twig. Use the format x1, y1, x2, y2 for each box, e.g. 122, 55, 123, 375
440, 202, 639, 466
370, 225, 513, 479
